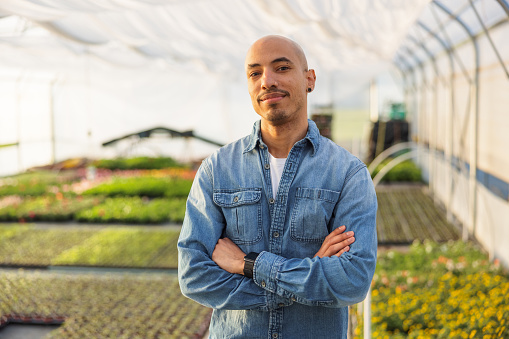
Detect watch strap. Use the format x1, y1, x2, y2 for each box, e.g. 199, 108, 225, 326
243, 252, 259, 279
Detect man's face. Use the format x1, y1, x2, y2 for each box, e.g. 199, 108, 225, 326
245, 37, 315, 126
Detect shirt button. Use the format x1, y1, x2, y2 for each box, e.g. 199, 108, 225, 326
291, 297, 296, 302
260, 145, 265, 149
264, 163, 270, 169
269, 198, 275, 204
272, 333, 278, 339
233, 196, 239, 202
273, 231, 279, 238
278, 303, 284, 308
261, 280, 266, 287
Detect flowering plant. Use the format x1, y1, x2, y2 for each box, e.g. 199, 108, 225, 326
355, 240, 509, 338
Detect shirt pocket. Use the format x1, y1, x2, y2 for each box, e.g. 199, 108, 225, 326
290, 187, 341, 243
213, 188, 263, 245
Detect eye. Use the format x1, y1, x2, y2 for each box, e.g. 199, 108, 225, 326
277, 65, 290, 71
249, 71, 261, 78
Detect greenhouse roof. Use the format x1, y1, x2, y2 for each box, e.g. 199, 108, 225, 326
0, 0, 429, 79
1, 0, 508, 170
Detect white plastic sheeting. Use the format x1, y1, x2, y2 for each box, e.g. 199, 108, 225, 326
394, 0, 509, 267
0, 0, 429, 175
0, 0, 429, 75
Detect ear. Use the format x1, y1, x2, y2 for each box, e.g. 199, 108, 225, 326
306, 69, 316, 91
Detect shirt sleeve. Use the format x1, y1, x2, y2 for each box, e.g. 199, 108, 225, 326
177, 161, 269, 310
252, 166, 378, 308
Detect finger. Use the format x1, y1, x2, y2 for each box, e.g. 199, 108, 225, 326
324, 237, 355, 257
332, 225, 346, 235
324, 226, 346, 239
315, 227, 351, 258
324, 231, 354, 247
334, 246, 350, 257
319, 232, 354, 257
321, 228, 343, 246
331, 230, 354, 242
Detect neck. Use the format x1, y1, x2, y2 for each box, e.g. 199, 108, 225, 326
260, 117, 308, 158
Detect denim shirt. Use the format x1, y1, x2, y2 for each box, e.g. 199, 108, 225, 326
178, 119, 377, 339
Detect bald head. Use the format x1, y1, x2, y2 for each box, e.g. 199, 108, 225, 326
244, 34, 316, 131
245, 35, 309, 71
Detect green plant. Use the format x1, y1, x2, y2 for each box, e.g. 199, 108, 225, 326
0, 226, 97, 266
82, 176, 192, 198
164, 179, 193, 198
371, 159, 422, 183
354, 240, 509, 338
92, 157, 184, 170
0, 195, 102, 222
52, 228, 175, 267
0, 170, 80, 196
0, 225, 180, 268
166, 198, 187, 222
75, 196, 184, 224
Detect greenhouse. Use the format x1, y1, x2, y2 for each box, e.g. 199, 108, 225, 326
0, 0, 508, 338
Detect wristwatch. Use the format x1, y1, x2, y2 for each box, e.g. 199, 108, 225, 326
243, 252, 259, 279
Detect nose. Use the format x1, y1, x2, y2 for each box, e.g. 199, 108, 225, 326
261, 70, 277, 89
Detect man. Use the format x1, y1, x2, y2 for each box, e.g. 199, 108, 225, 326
178, 35, 377, 338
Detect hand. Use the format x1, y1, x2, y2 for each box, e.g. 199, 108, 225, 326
212, 237, 246, 275
314, 225, 354, 258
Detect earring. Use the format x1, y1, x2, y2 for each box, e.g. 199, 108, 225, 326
307, 88, 312, 92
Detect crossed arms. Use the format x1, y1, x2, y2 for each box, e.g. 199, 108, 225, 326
212, 225, 355, 275
178, 161, 377, 311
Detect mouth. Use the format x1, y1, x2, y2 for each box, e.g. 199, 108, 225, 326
258, 91, 288, 104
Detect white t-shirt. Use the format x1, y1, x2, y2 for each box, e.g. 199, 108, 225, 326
268, 152, 287, 199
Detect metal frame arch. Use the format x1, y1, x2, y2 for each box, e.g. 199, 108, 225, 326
400, 42, 438, 194
406, 35, 447, 86
400, 45, 431, 91
412, 20, 458, 223
418, 14, 466, 225
432, 0, 480, 241
404, 35, 443, 203
469, 0, 509, 79
393, 45, 428, 172
366, 1, 509, 336
395, 0, 481, 240
426, 6, 475, 178
417, 20, 473, 84
391, 55, 413, 118
393, 52, 414, 76
392, 54, 419, 141
495, 0, 509, 17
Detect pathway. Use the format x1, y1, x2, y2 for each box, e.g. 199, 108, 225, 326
376, 183, 461, 245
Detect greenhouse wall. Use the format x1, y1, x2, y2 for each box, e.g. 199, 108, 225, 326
400, 2, 509, 267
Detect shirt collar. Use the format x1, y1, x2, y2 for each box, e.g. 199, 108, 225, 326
243, 119, 320, 156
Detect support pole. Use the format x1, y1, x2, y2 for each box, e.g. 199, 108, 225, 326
49, 77, 59, 165
15, 70, 27, 174
363, 286, 371, 339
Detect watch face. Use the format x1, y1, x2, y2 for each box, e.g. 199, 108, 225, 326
245, 252, 259, 262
